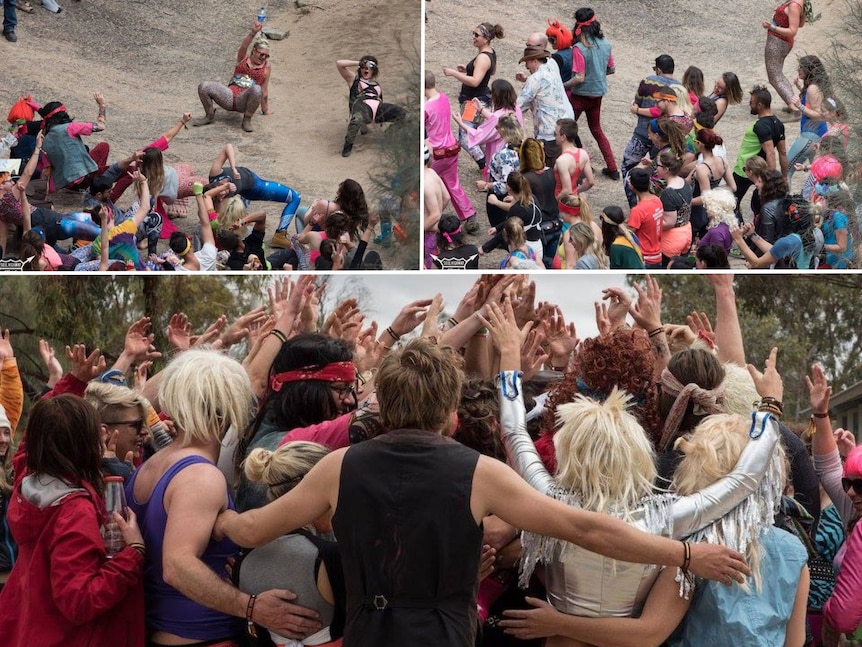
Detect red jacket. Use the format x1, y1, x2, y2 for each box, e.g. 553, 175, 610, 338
0, 446, 145, 647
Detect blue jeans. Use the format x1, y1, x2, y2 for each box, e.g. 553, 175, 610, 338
541, 227, 562, 269
3, 0, 17, 32
786, 131, 820, 184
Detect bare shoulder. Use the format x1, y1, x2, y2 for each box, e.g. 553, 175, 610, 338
164, 458, 228, 512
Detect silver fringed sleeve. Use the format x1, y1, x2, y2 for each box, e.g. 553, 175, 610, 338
667, 411, 781, 539
498, 370, 556, 496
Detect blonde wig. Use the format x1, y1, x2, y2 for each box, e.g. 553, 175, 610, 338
553, 387, 657, 517
673, 413, 786, 591
216, 195, 248, 232
701, 188, 738, 230
158, 348, 253, 447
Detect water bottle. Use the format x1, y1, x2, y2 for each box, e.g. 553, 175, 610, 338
103, 476, 126, 557
257, 6, 266, 24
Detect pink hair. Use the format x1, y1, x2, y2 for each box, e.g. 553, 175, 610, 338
845, 445, 862, 478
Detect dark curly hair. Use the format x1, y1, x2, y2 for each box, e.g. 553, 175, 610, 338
538, 328, 661, 469
759, 169, 789, 203
454, 378, 505, 462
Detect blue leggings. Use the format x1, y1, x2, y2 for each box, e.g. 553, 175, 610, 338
786, 132, 820, 184
242, 175, 301, 232
31, 208, 100, 244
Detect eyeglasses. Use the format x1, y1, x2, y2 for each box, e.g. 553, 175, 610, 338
842, 477, 862, 493
104, 418, 145, 433
330, 383, 358, 401
255, 52, 270, 58
655, 163, 667, 169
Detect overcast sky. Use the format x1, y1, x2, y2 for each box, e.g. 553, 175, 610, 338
319, 273, 629, 338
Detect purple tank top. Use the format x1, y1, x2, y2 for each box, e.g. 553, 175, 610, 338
126, 455, 242, 640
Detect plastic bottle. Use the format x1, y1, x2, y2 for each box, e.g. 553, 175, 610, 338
257, 6, 267, 24
103, 476, 127, 557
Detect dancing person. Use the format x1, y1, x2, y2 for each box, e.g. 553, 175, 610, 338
193, 20, 272, 132
621, 54, 679, 205
697, 188, 737, 255
424, 148, 451, 268
709, 72, 743, 124
205, 143, 301, 249
518, 137, 562, 268
732, 85, 787, 216
126, 348, 322, 645
443, 22, 505, 170
600, 205, 644, 269
562, 220, 608, 269
39, 94, 109, 191
690, 128, 736, 240
0, 394, 146, 647
431, 213, 480, 269
499, 217, 544, 270
786, 55, 831, 184
516, 46, 574, 170
763, 0, 807, 110
814, 176, 856, 269
476, 113, 524, 231
424, 71, 477, 230
565, 7, 618, 179
214, 336, 754, 646
554, 118, 595, 212
626, 167, 663, 269
655, 151, 693, 264
337, 55, 406, 158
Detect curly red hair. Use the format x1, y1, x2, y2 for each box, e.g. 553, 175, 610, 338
546, 19, 573, 50
537, 328, 661, 472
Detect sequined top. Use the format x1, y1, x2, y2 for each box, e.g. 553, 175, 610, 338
497, 370, 781, 616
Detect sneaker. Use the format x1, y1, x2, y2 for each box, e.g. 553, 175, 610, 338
241, 116, 254, 132
192, 113, 215, 126
476, 157, 486, 171
341, 142, 353, 158
3, 30, 16, 42
270, 230, 292, 248
601, 168, 620, 181
463, 215, 481, 235
19, 0, 35, 12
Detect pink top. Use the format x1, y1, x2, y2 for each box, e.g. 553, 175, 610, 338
824, 522, 862, 633
66, 122, 95, 138
571, 48, 615, 74
278, 412, 352, 449
424, 91, 458, 149
468, 106, 524, 181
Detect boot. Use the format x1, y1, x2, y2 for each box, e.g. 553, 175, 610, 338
270, 229, 292, 248
374, 221, 393, 247
341, 141, 354, 158
241, 115, 254, 132
192, 112, 215, 126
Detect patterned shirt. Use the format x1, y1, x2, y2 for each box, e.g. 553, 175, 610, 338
517, 61, 574, 140
488, 146, 520, 196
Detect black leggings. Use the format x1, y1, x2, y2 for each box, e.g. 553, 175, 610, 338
345, 102, 406, 145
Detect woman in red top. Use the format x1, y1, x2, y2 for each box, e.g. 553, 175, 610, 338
762, 0, 807, 110
0, 394, 145, 647
193, 20, 273, 133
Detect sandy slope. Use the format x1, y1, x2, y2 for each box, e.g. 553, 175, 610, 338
424, 0, 845, 268
0, 0, 421, 268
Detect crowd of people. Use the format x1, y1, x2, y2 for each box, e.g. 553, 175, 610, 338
0, 274, 859, 647
424, 3, 860, 270
0, 14, 413, 271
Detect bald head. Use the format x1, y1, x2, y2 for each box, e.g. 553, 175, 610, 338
526, 32, 548, 49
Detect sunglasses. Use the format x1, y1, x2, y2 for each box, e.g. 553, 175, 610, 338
104, 418, 146, 433
472, 31, 482, 37
842, 477, 862, 493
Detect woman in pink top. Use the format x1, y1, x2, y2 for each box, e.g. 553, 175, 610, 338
456, 79, 523, 181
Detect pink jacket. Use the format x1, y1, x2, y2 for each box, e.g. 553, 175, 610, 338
824, 520, 862, 633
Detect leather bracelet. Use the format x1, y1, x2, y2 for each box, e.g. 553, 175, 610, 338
128, 542, 146, 557
246, 594, 258, 638
647, 327, 664, 338
811, 411, 831, 419
386, 326, 400, 342
269, 329, 288, 344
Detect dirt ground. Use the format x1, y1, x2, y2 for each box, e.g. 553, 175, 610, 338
0, 0, 421, 269
424, 0, 845, 269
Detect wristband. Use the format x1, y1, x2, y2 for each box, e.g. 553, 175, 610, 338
193, 182, 204, 196
269, 329, 288, 344
246, 594, 258, 638
811, 410, 830, 418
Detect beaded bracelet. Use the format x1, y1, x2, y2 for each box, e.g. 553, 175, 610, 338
269, 329, 287, 344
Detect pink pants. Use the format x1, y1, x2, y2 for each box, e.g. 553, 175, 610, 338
432, 154, 475, 221
569, 94, 617, 172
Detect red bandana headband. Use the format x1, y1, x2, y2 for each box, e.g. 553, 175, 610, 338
269, 361, 356, 393
41, 104, 67, 126
574, 15, 596, 37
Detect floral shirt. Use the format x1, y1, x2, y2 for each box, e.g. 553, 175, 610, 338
517, 61, 574, 140
488, 146, 520, 196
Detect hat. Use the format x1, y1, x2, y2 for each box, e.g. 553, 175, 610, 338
519, 46, 550, 63
0, 403, 9, 430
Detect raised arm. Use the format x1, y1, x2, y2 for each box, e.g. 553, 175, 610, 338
161, 113, 193, 145
237, 21, 264, 63
707, 275, 746, 366
336, 59, 360, 85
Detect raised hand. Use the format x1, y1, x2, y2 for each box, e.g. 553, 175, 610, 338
39, 339, 64, 387
0, 329, 13, 361
747, 347, 783, 402
124, 316, 162, 363
166, 313, 192, 351
541, 305, 578, 370
222, 305, 268, 347
600, 286, 632, 331
629, 276, 663, 331
805, 363, 831, 414
66, 344, 106, 383
420, 293, 445, 342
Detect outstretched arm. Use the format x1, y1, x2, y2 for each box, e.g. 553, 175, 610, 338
237, 21, 264, 63
162, 113, 193, 145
